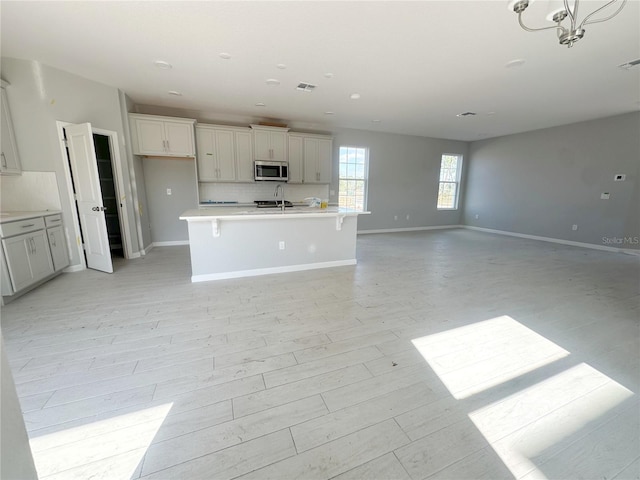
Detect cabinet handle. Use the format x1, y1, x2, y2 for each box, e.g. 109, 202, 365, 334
166, 140, 170, 152
51, 233, 57, 247
1, 152, 7, 168
21, 224, 35, 228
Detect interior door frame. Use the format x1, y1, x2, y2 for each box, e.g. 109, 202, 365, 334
56, 121, 134, 269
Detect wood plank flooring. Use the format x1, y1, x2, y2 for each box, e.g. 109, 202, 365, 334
1, 229, 638, 480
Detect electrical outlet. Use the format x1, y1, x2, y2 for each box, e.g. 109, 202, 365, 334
279, 241, 285, 250
475, 214, 479, 219
406, 214, 410, 220
166, 188, 172, 196
601, 192, 610, 200
614, 174, 626, 181
394, 215, 398, 221
572, 224, 578, 231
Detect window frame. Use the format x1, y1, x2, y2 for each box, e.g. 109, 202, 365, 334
437, 153, 463, 210
338, 145, 369, 212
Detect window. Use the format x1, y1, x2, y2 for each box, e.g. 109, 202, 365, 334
437, 154, 463, 209
339, 146, 368, 211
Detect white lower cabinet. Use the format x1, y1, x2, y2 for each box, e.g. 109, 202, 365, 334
1, 213, 68, 298
47, 225, 70, 271
2, 231, 54, 293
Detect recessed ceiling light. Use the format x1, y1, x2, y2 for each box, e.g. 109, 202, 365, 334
324, 111, 335, 115
276, 63, 287, 69
456, 112, 477, 117
505, 59, 526, 68
350, 93, 361, 100
219, 53, 232, 60
168, 90, 182, 96
324, 73, 334, 79
154, 60, 172, 69
265, 79, 281, 86
486, 111, 496, 116
372, 119, 381, 123
255, 102, 266, 107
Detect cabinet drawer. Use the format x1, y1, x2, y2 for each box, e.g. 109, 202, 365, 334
45, 214, 63, 227
0, 217, 45, 237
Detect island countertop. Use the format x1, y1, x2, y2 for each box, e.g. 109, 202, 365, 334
180, 206, 369, 221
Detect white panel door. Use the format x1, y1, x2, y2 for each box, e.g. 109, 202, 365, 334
215, 130, 236, 181
235, 131, 254, 182
196, 128, 217, 181
164, 121, 194, 156
65, 123, 113, 273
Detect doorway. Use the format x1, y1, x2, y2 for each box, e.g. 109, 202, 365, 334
93, 134, 124, 258
57, 121, 135, 273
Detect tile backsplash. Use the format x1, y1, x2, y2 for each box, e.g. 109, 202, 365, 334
199, 182, 330, 204
0, 171, 62, 211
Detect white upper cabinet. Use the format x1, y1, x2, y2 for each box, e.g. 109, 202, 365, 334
287, 134, 304, 184
234, 130, 254, 182
302, 135, 333, 184
196, 124, 253, 183
0, 85, 23, 175
250, 125, 289, 162
129, 114, 195, 157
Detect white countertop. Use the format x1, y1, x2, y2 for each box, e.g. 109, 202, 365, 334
180, 206, 369, 221
0, 210, 62, 223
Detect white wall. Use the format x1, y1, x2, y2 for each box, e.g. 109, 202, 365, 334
462, 112, 640, 250
1, 334, 38, 480
0, 57, 142, 264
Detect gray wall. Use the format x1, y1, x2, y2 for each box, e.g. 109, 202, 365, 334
0, 57, 143, 264
331, 128, 468, 231
462, 112, 640, 250
142, 158, 198, 243
1, 334, 38, 480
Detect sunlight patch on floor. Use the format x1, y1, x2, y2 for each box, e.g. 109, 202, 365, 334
469, 362, 634, 478
411, 315, 569, 399
29, 402, 173, 479
412, 315, 636, 479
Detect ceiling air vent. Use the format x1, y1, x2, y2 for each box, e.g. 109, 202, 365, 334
618, 59, 640, 70
296, 82, 316, 92
456, 111, 477, 117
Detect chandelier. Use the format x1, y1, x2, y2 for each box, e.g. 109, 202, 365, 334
512, 0, 628, 47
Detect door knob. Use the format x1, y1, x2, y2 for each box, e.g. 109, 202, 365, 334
92, 206, 99, 211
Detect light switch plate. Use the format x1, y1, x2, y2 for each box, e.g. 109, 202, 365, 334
614, 174, 626, 181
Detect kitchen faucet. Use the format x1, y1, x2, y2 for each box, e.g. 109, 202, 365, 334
274, 184, 285, 211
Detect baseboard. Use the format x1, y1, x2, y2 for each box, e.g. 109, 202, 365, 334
63, 264, 85, 273
358, 225, 462, 235
463, 226, 640, 256
191, 259, 357, 282
128, 251, 141, 259
152, 241, 189, 247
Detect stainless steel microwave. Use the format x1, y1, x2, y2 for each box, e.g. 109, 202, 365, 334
254, 161, 288, 182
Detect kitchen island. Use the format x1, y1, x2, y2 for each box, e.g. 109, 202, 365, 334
180, 206, 369, 282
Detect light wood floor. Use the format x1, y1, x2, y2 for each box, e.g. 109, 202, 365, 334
1, 229, 639, 480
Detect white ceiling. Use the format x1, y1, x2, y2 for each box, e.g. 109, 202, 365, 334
1, 1, 639, 141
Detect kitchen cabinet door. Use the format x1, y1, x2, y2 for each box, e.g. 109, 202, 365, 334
253, 130, 272, 160
196, 128, 218, 181
317, 138, 333, 183
303, 136, 332, 184
29, 231, 54, 282
48, 226, 70, 271
133, 118, 166, 156
215, 130, 236, 182
0, 87, 22, 175
270, 131, 287, 161
235, 131, 254, 182
164, 121, 195, 157
288, 135, 304, 183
